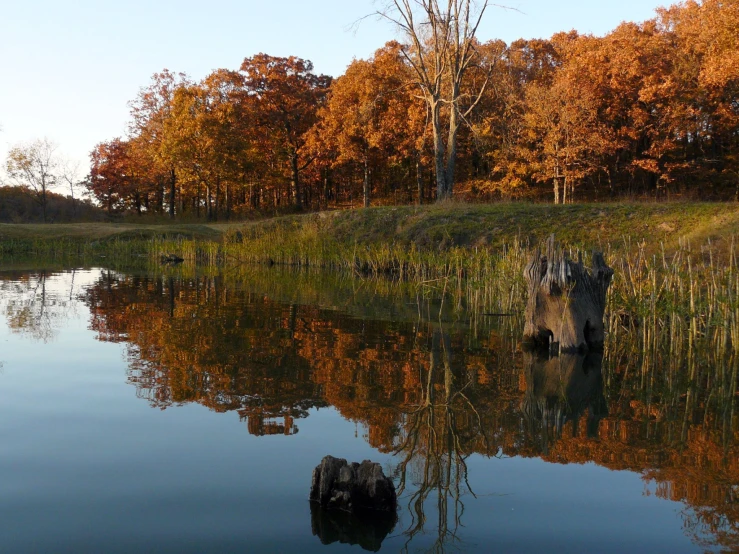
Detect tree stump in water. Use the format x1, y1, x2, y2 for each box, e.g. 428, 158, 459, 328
310, 455, 397, 514
524, 237, 613, 353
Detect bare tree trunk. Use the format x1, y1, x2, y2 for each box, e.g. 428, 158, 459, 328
205, 184, 211, 220
214, 175, 220, 222
169, 168, 176, 219
416, 157, 423, 205
69, 182, 76, 217
290, 152, 301, 208
431, 99, 448, 200
323, 172, 330, 208
225, 182, 230, 220
158, 181, 165, 214
381, 1, 494, 204
363, 157, 371, 208
444, 93, 461, 199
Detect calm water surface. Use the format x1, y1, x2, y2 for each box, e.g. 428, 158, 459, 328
0, 268, 736, 553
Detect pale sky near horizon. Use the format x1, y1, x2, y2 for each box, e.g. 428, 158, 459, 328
0, 0, 671, 181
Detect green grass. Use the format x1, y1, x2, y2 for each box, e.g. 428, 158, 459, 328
226, 201, 739, 255
0, 221, 234, 241
0, 221, 239, 266
2, 202, 739, 258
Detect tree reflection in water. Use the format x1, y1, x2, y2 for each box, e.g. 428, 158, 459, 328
0, 270, 80, 343
392, 330, 486, 551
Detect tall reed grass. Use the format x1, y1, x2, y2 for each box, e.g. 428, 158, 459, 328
152, 223, 739, 360
0, 237, 151, 268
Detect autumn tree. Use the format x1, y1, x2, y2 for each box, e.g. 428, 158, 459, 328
656, 0, 739, 196
163, 70, 253, 220
5, 138, 59, 222
380, 0, 497, 200
128, 70, 191, 217
315, 42, 427, 207
83, 1, 739, 208
239, 55, 331, 208
472, 38, 559, 197
88, 139, 134, 214
517, 34, 617, 203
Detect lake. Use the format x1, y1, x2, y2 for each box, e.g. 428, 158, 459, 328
0, 267, 736, 553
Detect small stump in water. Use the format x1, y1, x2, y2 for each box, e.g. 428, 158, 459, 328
524, 237, 613, 353
160, 253, 184, 265
310, 455, 397, 514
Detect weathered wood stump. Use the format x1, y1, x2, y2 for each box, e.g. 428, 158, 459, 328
524, 236, 613, 353
310, 455, 397, 514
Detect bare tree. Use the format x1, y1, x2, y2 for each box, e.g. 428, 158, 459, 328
5, 138, 59, 223
378, 0, 497, 200
60, 158, 82, 217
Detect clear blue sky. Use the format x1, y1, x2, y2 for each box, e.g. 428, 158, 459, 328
0, 0, 671, 180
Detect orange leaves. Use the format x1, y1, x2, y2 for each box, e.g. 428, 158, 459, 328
240, 54, 331, 208
313, 41, 427, 204
86, 1, 739, 210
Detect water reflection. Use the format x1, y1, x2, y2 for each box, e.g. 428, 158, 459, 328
82, 272, 739, 551
521, 351, 608, 452
0, 270, 80, 342
4, 269, 739, 552
310, 502, 397, 552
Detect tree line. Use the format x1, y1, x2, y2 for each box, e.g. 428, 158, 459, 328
8, 0, 736, 221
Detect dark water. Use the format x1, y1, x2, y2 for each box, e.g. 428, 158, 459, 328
1, 268, 737, 553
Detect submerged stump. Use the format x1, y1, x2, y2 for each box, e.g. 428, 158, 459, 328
160, 253, 184, 265
524, 236, 613, 353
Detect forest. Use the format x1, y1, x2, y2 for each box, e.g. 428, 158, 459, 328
5, 0, 736, 223
78, 0, 738, 219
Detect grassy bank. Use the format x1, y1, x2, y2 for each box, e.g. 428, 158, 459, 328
227, 201, 739, 256
0, 221, 237, 266
3, 201, 739, 256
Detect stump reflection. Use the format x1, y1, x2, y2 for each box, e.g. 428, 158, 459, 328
521, 351, 608, 453
310, 502, 397, 552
